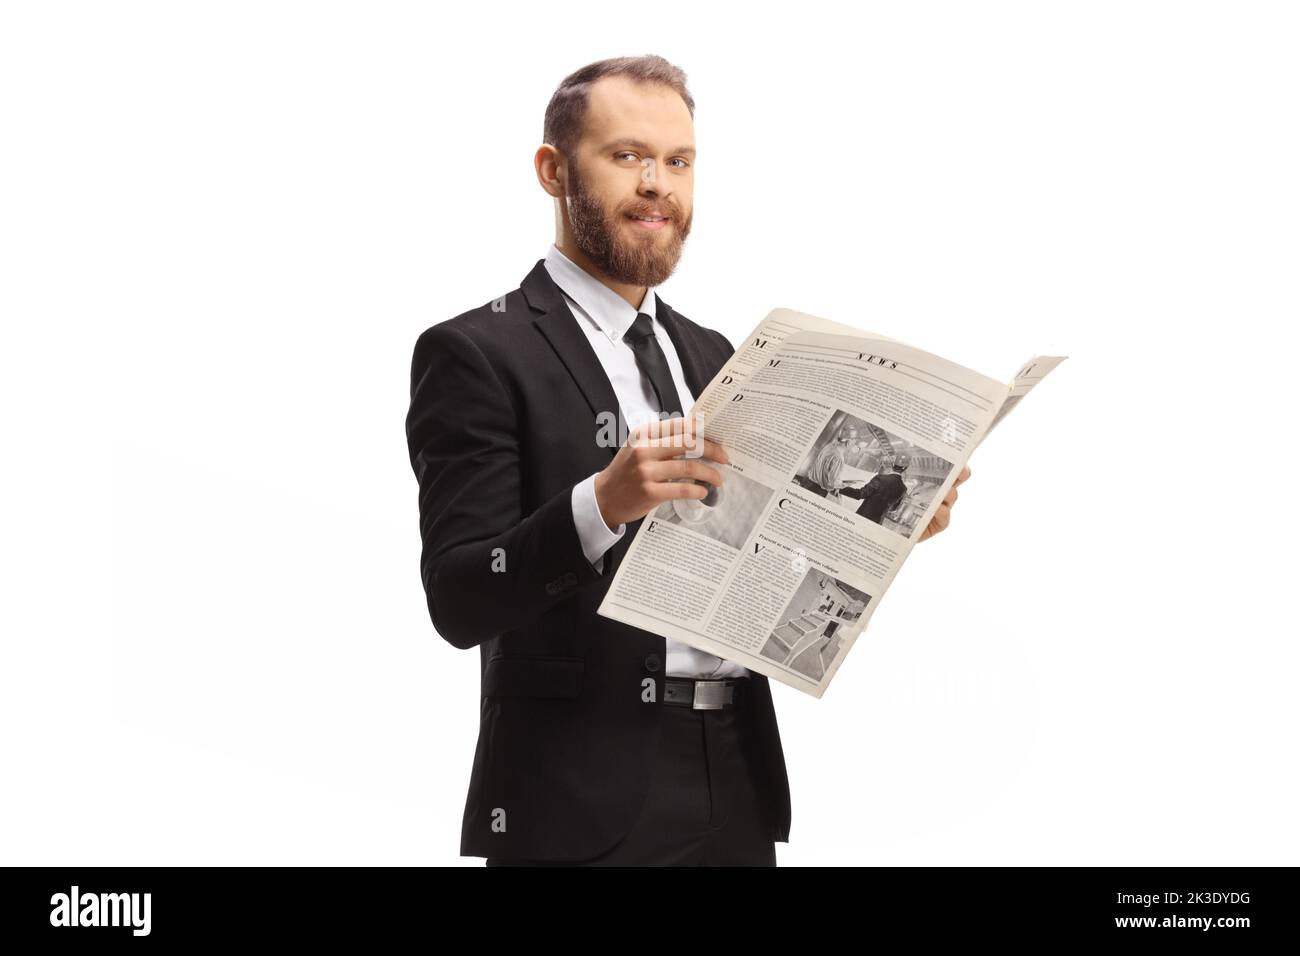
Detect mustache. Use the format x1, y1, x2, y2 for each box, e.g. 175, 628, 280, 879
620, 198, 684, 220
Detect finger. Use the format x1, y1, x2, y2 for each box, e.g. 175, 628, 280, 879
637, 433, 730, 466
932, 504, 951, 533
651, 477, 710, 500
954, 464, 971, 486
629, 413, 693, 438
676, 419, 726, 462
942, 485, 958, 507
647, 457, 724, 487
626, 416, 722, 463
686, 437, 729, 465
629, 414, 695, 448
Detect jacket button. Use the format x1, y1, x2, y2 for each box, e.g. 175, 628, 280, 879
643, 654, 661, 672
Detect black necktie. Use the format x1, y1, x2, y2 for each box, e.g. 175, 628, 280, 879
623, 312, 683, 418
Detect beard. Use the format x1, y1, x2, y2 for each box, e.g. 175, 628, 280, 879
566, 161, 692, 287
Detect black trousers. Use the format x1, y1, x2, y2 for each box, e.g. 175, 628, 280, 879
486, 683, 777, 867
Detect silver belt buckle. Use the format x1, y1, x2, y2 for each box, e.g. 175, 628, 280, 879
693, 680, 727, 710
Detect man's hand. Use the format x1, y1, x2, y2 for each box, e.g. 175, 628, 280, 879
594, 415, 730, 530
918, 464, 971, 542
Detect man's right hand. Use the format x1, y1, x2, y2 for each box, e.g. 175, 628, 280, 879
593, 414, 729, 530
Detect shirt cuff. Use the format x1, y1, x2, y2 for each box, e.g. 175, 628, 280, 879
571, 472, 626, 573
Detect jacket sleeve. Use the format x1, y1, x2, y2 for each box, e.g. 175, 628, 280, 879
712, 329, 738, 356
405, 321, 603, 649
838, 481, 866, 501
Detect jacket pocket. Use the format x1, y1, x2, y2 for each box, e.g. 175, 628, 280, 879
482, 655, 585, 699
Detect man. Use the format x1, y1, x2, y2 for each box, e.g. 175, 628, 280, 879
405, 55, 967, 866
809, 425, 861, 497
841, 455, 912, 525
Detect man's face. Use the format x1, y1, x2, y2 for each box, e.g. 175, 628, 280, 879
564, 75, 695, 287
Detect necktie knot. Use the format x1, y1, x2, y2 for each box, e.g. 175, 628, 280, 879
623, 312, 657, 347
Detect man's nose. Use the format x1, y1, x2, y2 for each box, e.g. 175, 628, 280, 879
637, 159, 672, 201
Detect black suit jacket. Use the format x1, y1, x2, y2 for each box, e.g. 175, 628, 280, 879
405, 259, 792, 861
841, 471, 908, 523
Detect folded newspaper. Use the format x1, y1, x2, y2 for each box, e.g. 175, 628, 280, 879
596, 308, 1065, 698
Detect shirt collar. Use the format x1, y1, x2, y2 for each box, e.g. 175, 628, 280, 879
544, 243, 658, 344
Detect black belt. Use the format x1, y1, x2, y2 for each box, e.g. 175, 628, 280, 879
663, 677, 749, 710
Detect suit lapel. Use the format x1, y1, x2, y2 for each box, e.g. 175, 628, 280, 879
654, 294, 711, 403
523, 260, 622, 452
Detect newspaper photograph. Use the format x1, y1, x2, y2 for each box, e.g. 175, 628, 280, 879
597, 308, 1065, 698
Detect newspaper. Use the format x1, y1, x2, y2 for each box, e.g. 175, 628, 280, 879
596, 308, 1065, 698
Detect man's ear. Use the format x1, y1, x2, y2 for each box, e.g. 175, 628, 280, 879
535, 144, 566, 198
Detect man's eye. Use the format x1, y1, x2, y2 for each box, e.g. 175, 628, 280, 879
615, 151, 638, 161
669, 158, 690, 168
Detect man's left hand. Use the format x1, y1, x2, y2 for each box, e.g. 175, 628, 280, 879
918, 464, 971, 543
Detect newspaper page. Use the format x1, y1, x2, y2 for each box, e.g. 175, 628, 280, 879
596, 308, 1065, 698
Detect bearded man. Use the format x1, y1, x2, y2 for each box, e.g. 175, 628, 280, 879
404, 55, 963, 867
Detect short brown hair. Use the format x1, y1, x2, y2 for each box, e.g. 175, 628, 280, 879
543, 55, 695, 161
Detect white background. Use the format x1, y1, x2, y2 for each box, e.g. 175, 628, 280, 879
3, 1, 1296, 866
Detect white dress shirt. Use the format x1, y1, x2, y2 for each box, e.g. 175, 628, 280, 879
545, 244, 748, 680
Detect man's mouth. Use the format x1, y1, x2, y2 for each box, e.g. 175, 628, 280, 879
625, 212, 671, 231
